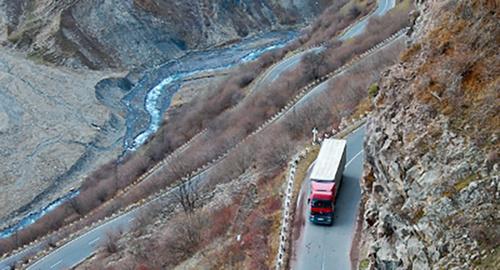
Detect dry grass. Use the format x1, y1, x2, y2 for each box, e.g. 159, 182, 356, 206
0, 0, 411, 262
401, 0, 500, 158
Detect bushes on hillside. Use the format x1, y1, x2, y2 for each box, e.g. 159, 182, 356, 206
0, 0, 412, 258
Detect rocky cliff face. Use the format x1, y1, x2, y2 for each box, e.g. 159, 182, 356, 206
360, 0, 499, 269
0, 0, 328, 70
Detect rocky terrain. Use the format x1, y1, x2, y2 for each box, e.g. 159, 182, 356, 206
359, 0, 499, 269
0, 0, 329, 70
0, 0, 326, 231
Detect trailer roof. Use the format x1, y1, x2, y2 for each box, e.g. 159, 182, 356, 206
310, 139, 347, 181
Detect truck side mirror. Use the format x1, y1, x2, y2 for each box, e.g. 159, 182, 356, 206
307, 198, 310, 204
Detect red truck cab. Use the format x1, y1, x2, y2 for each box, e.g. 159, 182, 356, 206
309, 181, 335, 224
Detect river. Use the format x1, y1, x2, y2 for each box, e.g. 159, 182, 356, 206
0, 30, 298, 238
122, 30, 299, 152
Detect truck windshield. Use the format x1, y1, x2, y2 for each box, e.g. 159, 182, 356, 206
311, 199, 332, 208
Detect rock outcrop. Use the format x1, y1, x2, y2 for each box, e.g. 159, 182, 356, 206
0, 0, 327, 70
360, 0, 499, 269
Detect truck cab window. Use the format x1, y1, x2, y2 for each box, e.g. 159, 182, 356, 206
311, 200, 331, 208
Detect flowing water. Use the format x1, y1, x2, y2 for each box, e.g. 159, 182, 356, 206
0, 30, 298, 237
123, 30, 298, 152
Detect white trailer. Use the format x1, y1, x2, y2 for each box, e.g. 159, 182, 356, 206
310, 139, 347, 198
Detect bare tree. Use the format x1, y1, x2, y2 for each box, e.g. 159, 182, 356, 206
301, 97, 329, 130
174, 176, 201, 213
166, 159, 201, 213
301, 52, 329, 80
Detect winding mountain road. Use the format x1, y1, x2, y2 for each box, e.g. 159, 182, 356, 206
340, 0, 395, 40
265, 0, 395, 83
0, 1, 395, 269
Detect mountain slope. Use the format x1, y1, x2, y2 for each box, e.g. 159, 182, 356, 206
0, 0, 328, 233
0, 0, 329, 70
360, 0, 499, 268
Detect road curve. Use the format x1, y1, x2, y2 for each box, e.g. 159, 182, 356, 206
266, 0, 395, 82
291, 125, 365, 270
340, 0, 395, 40
0, 1, 395, 269
27, 212, 134, 270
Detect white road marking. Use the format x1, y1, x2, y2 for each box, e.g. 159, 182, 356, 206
88, 237, 100, 246
321, 250, 326, 270
50, 260, 62, 269
346, 150, 363, 168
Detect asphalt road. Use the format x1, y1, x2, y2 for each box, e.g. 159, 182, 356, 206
340, 0, 395, 41
27, 212, 134, 270
266, 0, 395, 82
291, 125, 365, 270
24, 173, 204, 270
0, 1, 395, 268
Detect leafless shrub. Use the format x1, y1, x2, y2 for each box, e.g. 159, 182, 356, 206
101, 229, 121, 254
468, 206, 500, 249
257, 48, 286, 68
160, 212, 209, 264
281, 107, 307, 140
486, 150, 499, 171
348, 4, 362, 19
0, 0, 410, 257
80, 161, 116, 191
0, 237, 15, 256
227, 141, 255, 175
130, 209, 152, 236
258, 129, 295, 172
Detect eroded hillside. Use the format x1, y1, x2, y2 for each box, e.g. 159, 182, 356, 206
359, 0, 499, 268
0, 0, 330, 69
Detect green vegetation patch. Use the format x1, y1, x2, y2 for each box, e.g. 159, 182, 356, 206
359, 258, 370, 270
394, 0, 412, 11
454, 173, 479, 192
368, 83, 379, 97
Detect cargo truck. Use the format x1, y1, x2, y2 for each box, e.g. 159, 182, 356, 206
308, 139, 347, 225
